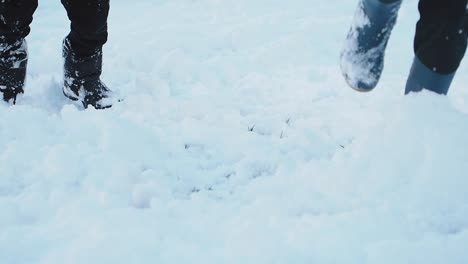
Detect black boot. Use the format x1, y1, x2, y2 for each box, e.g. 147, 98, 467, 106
0, 39, 27, 104
62, 38, 113, 109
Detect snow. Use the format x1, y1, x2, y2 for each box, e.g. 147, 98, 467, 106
2, 0, 468, 263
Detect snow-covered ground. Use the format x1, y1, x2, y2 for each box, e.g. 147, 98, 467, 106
2, 0, 468, 263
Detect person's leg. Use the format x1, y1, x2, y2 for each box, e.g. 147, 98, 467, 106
0, 0, 38, 43
61, 0, 109, 56
61, 0, 113, 109
405, 0, 468, 95
0, 0, 38, 103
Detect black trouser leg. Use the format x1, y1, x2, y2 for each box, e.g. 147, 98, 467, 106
414, 0, 468, 74
0, 0, 38, 43
61, 0, 110, 56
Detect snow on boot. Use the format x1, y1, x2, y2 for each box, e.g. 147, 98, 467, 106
405, 56, 455, 95
0, 39, 27, 104
62, 38, 113, 109
340, 0, 402, 92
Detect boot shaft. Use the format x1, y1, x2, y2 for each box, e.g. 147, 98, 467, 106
63, 38, 102, 82
405, 56, 455, 95
0, 39, 28, 103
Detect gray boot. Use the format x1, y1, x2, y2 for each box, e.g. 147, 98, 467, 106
341, 0, 402, 92
0, 39, 27, 104
405, 57, 455, 95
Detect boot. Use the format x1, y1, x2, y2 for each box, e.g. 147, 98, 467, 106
405, 56, 455, 95
62, 38, 113, 109
0, 39, 27, 104
341, 0, 402, 91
